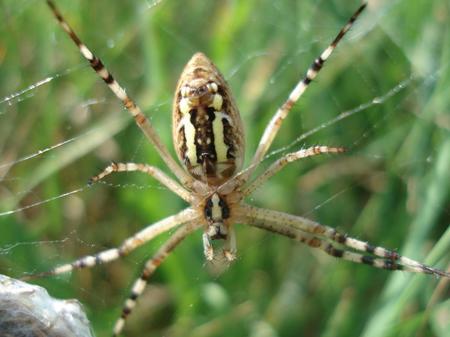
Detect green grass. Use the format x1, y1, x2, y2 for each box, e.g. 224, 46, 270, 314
1, 1, 449, 336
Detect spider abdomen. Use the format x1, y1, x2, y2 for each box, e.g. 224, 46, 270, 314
172, 53, 244, 185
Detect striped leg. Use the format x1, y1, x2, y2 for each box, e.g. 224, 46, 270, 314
23, 208, 198, 280
241, 146, 345, 197
244, 3, 366, 181
46, 1, 193, 187
89, 162, 193, 202
241, 205, 450, 277
113, 222, 202, 336
247, 219, 412, 273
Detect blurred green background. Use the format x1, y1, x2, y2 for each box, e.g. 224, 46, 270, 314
0, 0, 449, 336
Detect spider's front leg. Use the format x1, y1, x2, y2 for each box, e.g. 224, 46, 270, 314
23, 208, 198, 280
113, 222, 202, 337
241, 205, 450, 278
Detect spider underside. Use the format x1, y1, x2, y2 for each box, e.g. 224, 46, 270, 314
37, 1, 450, 336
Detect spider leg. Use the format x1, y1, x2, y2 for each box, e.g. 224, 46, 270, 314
241, 146, 345, 197
89, 162, 193, 202
244, 3, 366, 181
241, 205, 450, 277
23, 208, 198, 280
112, 222, 201, 336
46, 1, 193, 187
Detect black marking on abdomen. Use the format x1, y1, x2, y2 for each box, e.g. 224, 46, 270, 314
191, 107, 218, 175
222, 117, 235, 159
179, 125, 189, 166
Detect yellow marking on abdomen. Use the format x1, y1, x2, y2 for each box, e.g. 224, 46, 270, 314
181, 115, 197, 165
212, 112, 229, 163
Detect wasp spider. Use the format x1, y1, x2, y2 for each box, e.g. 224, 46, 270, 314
38, 1, 450, 336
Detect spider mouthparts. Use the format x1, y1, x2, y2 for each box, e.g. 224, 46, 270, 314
210, 232, 227, 240
207, 223, 228, 240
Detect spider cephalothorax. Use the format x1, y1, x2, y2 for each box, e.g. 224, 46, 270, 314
38, 1, 450, 336
201, 192, 234, 260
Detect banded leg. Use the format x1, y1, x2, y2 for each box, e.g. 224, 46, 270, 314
241, 205, 450, 277
246, 218, 436, 274
23, 208, 198, 280
89, 162, 193, 202
242, 146, 345, 197
46, 1, 193, 187
245, 3, 366, 181
113, 222, 202, 336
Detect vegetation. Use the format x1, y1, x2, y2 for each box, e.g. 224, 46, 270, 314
1, 1, 449, 336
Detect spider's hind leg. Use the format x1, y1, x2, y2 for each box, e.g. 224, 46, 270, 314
46, 0, 193, 186
245, 3, 367, 180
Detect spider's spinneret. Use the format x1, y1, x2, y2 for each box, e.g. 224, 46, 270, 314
172, 53, 245, 186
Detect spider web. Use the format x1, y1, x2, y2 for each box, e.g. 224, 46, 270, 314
1, 1, 449, 337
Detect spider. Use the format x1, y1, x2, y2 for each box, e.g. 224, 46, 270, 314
36, 1, 450, 336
